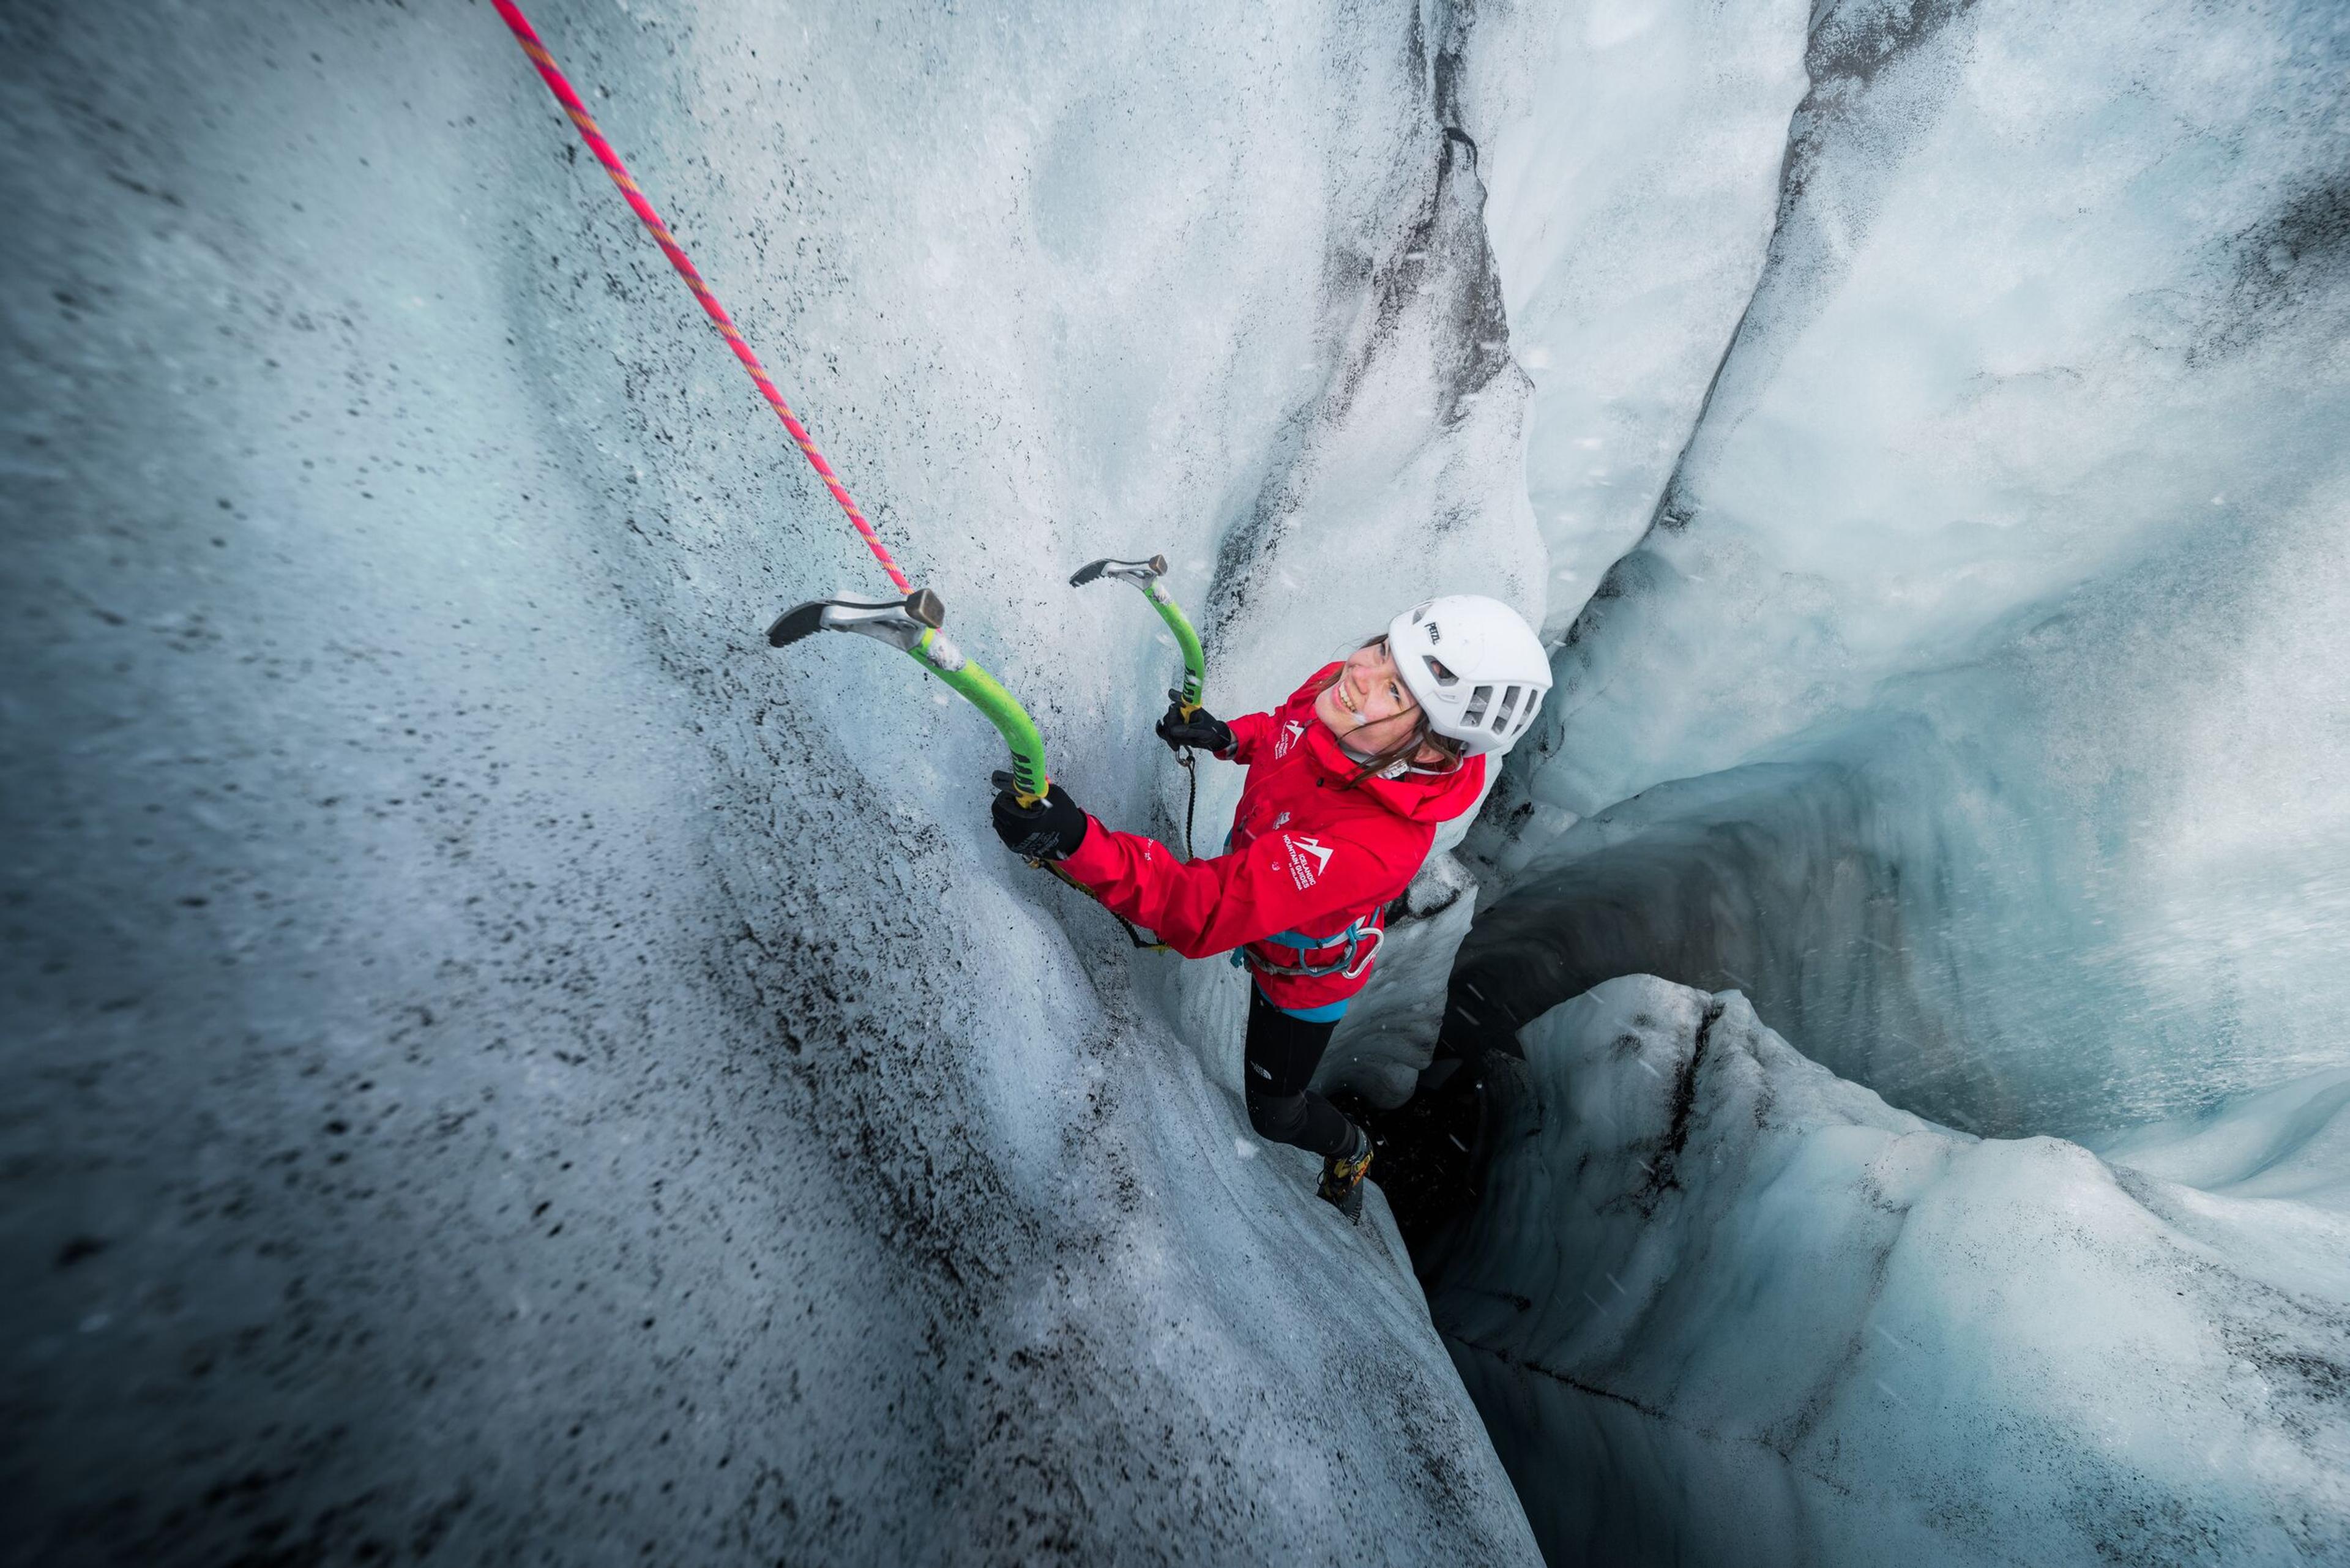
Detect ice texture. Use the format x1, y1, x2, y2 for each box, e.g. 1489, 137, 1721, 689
9, 0, 2349, 1558
1428, 0, 2350, 1555
1428, 976, 2350, 1567
0, 1, 1540, 1561
1473, 0, 2350, 1137
1444, 0, 1811, 630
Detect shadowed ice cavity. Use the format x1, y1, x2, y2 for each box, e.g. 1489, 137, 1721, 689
1429, 976, 2350, 1567
0, 1, 1550, 1562
1453, 496, 2350, 1140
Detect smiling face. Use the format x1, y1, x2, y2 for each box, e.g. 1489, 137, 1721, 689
1314, 638, 1438, 760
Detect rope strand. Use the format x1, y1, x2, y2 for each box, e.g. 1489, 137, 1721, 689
490, 0, 911, 594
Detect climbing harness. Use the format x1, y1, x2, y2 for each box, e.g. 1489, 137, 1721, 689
1233, 919, 1386, 983
1069, 554, 1208, 861
490, 1, 1050, 802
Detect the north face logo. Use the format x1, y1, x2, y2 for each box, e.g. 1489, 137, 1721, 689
1283, 835, 1334, 890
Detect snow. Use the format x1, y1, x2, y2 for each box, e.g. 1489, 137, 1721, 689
1430, 976, 2350, 1567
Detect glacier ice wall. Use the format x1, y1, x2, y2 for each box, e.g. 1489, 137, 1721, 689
1431, 976, 2350, 1567
1467, 0, 2350, 1138
1444, 0, 1810, 632
11, 0, 2348, 1559
1404, 1, 2350, 1559
0, 1, 1543, 1561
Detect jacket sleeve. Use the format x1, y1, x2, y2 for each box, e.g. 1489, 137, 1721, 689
1220, 709, 1274, 764
1222, 663, 1337, 764
1056, 816, 1401, 960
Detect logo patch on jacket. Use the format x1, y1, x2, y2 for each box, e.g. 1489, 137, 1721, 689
1277, 720, 1306, 758
1283, 835, 1334, 890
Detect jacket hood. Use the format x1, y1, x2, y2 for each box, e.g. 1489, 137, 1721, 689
1291, 669, 1490, 825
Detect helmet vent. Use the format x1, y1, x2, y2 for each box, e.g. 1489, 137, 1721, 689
1382, 592, 1551, 757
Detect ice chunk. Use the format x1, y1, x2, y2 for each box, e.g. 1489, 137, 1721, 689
1529, 0, 2350, 808
1457, 467, 2350, 1140
1430, 976, 2350, 1567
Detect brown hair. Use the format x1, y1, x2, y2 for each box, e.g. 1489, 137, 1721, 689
1317, 637, 1468, 789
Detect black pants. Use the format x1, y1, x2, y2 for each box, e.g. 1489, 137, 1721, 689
1244, 985, 1356, 1159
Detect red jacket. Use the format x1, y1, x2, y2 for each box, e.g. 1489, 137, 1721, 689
1058, 665, 1487, 1013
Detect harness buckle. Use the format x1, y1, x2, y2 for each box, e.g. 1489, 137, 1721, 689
1239, 919, 1384, 982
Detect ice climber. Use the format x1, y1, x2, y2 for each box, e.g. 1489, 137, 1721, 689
990, 595, 1552, 1220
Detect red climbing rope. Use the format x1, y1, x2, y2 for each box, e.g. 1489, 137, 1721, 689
490, 0, 912, 594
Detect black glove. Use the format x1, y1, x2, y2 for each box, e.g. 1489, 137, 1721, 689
1155, 701, 1234, 756
991, 780, 1089, 861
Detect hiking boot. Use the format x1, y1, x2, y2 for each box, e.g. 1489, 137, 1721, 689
1318, 1125, 1374, 1222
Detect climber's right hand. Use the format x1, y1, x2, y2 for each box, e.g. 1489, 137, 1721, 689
991, 780, 1089, 862
1155, 702, 1234, 756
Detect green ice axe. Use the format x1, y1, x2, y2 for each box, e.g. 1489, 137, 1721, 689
767, 589, 1050, 804
1069, 554, 1206, 717
769, 589, 1153, 939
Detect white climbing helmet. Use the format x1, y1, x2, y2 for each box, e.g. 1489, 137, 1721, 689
1387, 594, 1551, 756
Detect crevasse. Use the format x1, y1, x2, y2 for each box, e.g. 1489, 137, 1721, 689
4, 0, 2347, 1564
1426, 0, 2350, 1561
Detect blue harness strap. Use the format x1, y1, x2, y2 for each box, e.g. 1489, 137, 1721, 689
1256, 987, 1349, 1023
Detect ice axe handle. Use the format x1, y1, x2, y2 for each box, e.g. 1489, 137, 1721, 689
1068, 553, 1206, 714
1155, 594, 1206, 715
989, 768, 1048, 815
914, 635, 1047, 804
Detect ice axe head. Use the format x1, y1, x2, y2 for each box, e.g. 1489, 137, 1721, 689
767, 588, 945, 653
1068, 554, 1169, 591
